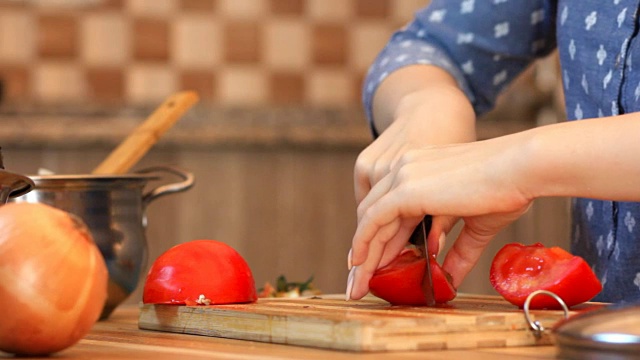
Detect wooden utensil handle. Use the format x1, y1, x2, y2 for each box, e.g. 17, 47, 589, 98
92, 91, 199, 175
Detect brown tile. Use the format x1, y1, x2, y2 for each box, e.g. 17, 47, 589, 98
312, 23, 347, 65
180, 70, 215, 101
0, 1, 27, 9
269, 72, 304, 104
86, 67, 124, 103
180, 0, 217, 11
38, 15, 78, 59
223, 21, 261, 63
0, 66, 30, 103
269, 0, 304, 15
133, 18, 169, 61
355, 0, 391, 18
93, 0, 124, 9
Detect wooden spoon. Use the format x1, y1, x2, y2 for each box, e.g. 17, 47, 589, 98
92, 91, 199, 175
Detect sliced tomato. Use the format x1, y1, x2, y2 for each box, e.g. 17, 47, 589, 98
369, 247, 457, 305
490, 242, 602, 309
142, 240, 257, 305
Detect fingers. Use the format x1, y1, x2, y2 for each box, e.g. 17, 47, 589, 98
353, 130, 406, 205
441, 224, 495, 288
351, 216, 401, 269
346, 218, 417, 300
377, 220, 420, 267
348, 220, 398, 299
428, 216, 458, 255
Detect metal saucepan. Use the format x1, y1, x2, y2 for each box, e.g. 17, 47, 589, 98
11, 165, 194, 319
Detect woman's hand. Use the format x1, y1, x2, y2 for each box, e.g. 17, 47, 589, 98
354, 67, 476, 206
348, 134, 534, 300
349, 66, 477, 300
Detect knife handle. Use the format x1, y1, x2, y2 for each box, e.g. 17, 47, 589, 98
408, 215, 432, 246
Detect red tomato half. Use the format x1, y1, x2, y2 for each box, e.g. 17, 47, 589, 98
143, 240, 257, 305
369, 248, 457, 305
490, 243, 602, 309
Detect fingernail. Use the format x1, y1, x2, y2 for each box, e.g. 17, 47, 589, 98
347, 248, 353, 270
439, 232, 446, 250
345, 266, 356, 301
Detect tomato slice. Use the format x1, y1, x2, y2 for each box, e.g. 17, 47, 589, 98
369, 247, 457, 305
490, 243, 602, 309
143, 240, 257, 305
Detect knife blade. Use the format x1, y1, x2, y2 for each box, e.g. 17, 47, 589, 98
409, 216, 436, 306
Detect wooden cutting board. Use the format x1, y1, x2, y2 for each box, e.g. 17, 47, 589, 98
138, 294, 600, 352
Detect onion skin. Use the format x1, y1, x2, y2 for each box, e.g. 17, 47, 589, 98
0, 203, 108, 356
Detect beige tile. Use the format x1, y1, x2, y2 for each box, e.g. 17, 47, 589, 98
126, 0, 178, 16
34, 62, 86, 102
173, 15, 221, 68
0, 10, 35, 63
219, 0, 266, 19
81, 13, 129, 66
391, 0, 427, 21
349, 21, 393, 71
126, 65, 177, 104
218, 66, 267, 104
306, 69, 352, 106
307, 0, 352, 21
264, 19, 309, 71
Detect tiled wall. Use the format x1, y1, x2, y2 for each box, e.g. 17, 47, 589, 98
0, 0, 427, 107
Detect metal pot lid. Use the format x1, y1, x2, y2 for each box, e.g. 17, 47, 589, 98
553, 302, 640, 359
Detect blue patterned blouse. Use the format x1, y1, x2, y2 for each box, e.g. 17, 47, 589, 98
363, 0, 640, 303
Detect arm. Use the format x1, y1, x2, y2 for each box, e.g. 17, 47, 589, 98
526, 113, 640, 201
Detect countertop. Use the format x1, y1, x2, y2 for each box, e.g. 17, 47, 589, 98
1, 305, 559, 360
0, 104, 538, 150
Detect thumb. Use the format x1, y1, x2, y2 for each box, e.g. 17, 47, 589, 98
441, 224, 496, 288
428, 215, 459, 255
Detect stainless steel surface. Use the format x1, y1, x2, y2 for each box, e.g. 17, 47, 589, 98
409, 216, 435, 306
0, 169, 34, 203
523, 290, 569, 339
553, 302, 640, 359
11, 165, 194, 319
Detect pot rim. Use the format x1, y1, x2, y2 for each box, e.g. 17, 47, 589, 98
27, 173, 160, 181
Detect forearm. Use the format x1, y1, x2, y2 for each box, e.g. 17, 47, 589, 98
371, 65, 477, 144
522, 113, 640, 201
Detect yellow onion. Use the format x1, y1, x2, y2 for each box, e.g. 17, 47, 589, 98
0, 203, 108, 355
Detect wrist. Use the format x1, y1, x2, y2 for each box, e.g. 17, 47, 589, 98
515, 123, 569, 200
392, 86, 477, 145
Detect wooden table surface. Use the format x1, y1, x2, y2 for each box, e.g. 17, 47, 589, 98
1, 305, 559, 359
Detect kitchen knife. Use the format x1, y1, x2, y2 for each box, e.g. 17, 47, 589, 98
409, 216, 436, 306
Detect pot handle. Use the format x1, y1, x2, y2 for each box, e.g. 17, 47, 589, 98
136, 165, 195, 207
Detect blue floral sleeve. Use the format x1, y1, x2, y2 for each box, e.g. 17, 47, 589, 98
362, 0, 558, 136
